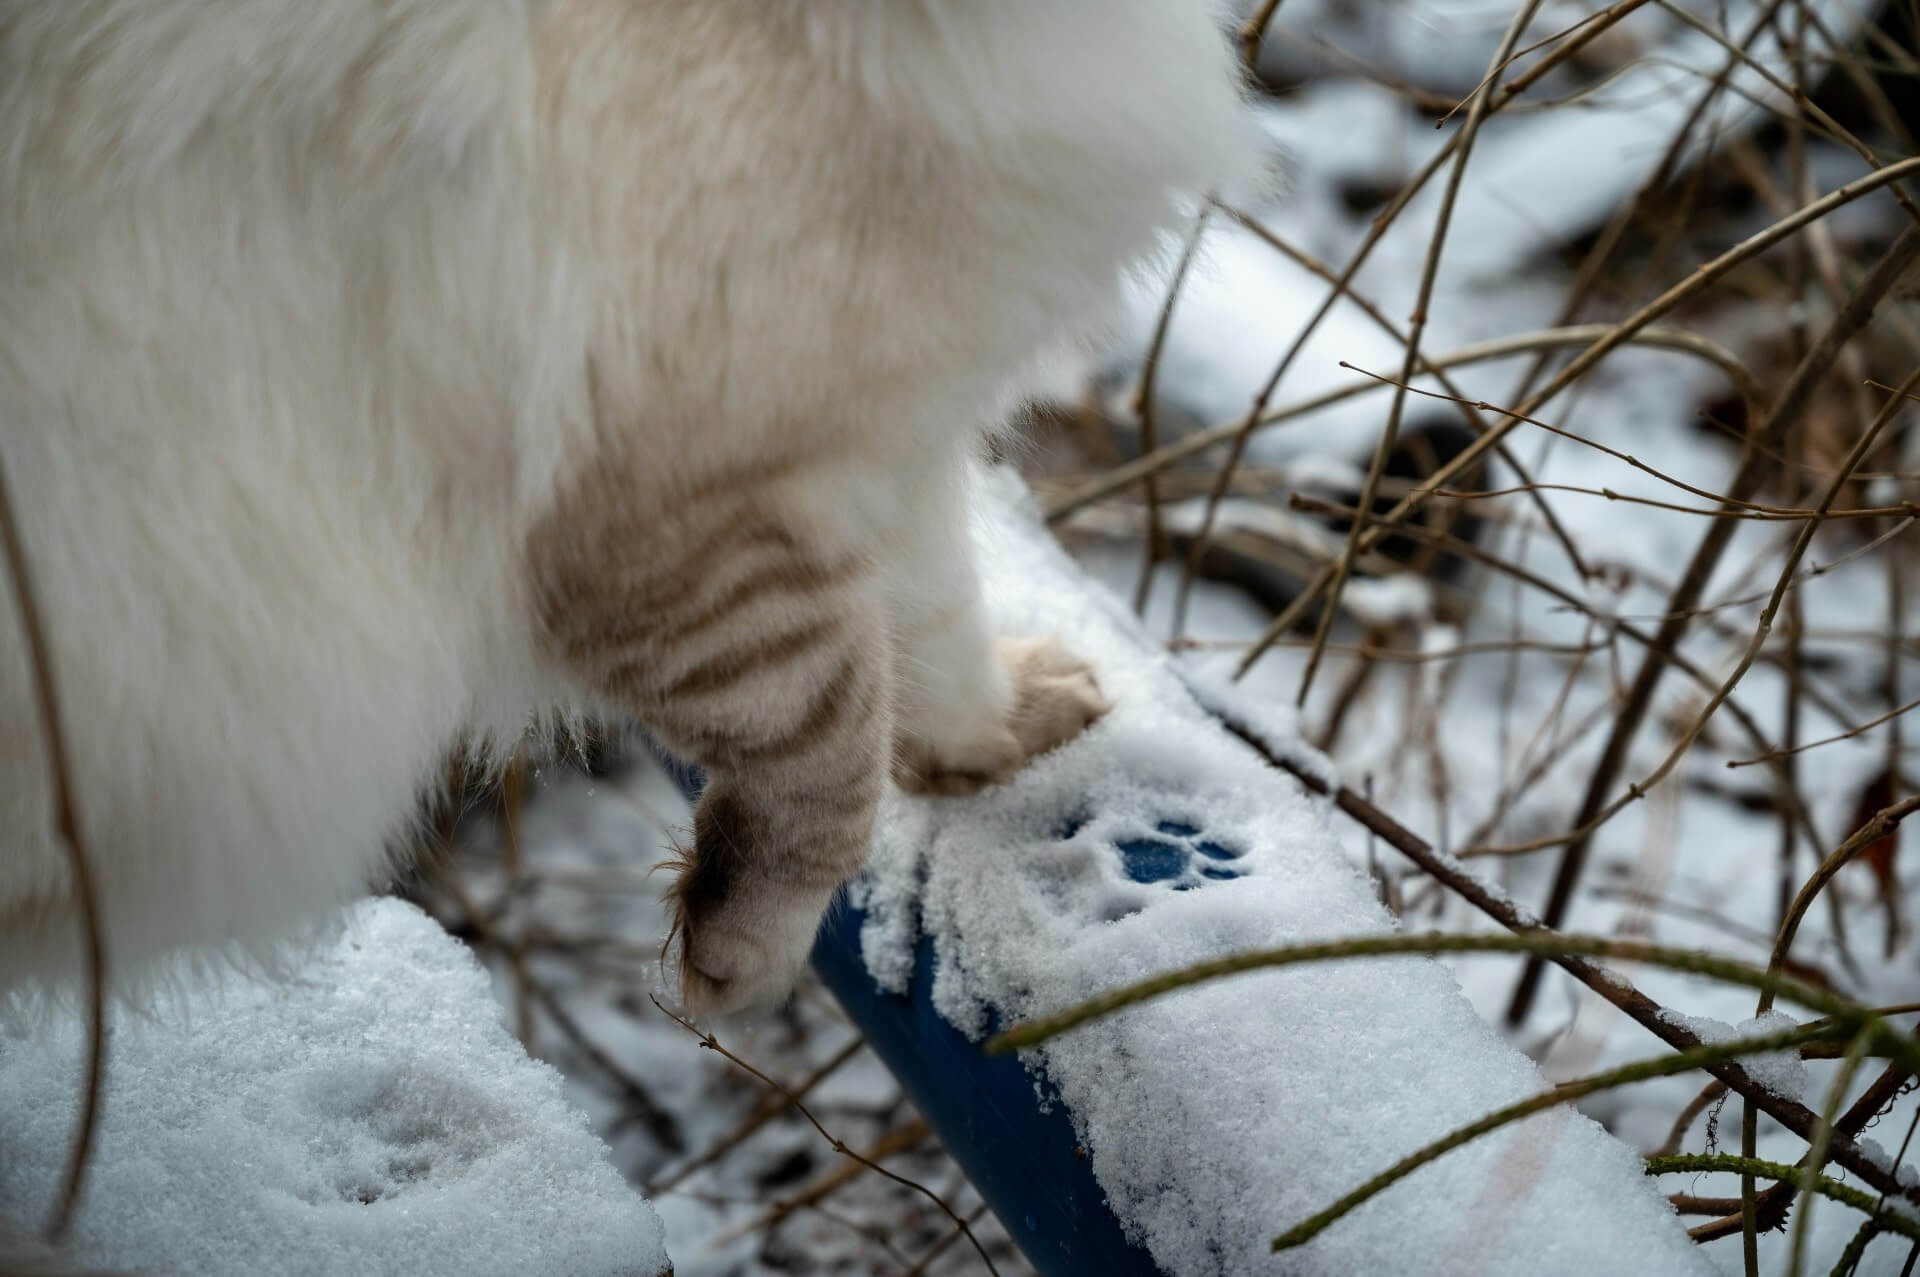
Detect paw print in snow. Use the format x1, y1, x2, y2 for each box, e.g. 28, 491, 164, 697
1055, 814, 1250, 919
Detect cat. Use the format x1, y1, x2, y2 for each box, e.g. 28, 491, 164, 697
0, 0, 1263, 1016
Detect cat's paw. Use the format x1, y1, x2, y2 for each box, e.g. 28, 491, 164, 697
895, 635, 1108, 796
663, 789, 843, 1016
668, 876, 831, 1017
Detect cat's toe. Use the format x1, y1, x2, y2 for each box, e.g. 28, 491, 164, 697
892, 728, 1022, 796
1002, 636, 1108, 760
893, 636, 1108, 796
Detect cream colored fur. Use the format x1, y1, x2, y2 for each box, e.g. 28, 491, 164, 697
0, 1, 1262, 1009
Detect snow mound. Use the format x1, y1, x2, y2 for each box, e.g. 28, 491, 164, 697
0, 899, 668, 1277
853, 466, 1713, 1276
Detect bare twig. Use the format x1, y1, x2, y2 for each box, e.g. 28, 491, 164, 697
1292, 0, 1550, 706
1164, 0, 1663, 640
0, 432, 106, 1243
647, 1036, 866, 1195
714, 1119, 932, 1246
1131, 206, 1212, 616
1506, 231, 1920, 1027
652, 997, 1000, 1276
1237, 159, 1920, 688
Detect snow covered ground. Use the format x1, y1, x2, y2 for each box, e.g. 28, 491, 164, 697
0, 900, 669, 1277
6, 2, 1918, 1273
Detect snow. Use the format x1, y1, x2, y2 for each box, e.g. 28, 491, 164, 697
0, 899, 669, 1277
849, 467, 1713, 1276
1659, 1010, 1811, 1105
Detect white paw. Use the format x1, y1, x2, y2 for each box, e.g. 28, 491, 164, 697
894, 635, 1108, 797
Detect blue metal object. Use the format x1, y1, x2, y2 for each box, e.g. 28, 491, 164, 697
655, 754, 1163, 1276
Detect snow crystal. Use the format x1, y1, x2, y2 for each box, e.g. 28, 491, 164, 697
847, 467, 1712, 1276
0, 899, 668, 1277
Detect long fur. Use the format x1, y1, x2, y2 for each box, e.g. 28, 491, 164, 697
0, 1, 1262, 1000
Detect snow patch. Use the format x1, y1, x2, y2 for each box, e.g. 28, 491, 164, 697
0, 899, 668, 1277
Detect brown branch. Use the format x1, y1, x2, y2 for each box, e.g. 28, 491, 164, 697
1727, 691, 1920, 770
1188, 689, 1920, 1208
1237, 0, 1287, 70
1214, 204, 1595, 596
1131, 206, 1212, 616
1760, 796, 1920, 1018
647, 1036, 866, 1195
1164, 0, 1661, 643
1283, 492, 1825, 861
715, 1119, 932, 1246
1291, 0, 1552, 706
1235, 157, 1920, 684
0, 432, 106, 1243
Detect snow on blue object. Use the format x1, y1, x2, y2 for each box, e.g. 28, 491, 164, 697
814, 909, 1162, 1276
0, 899, 669, 1277
832, 466, 1713, 1276
664, 751, 1162, 1276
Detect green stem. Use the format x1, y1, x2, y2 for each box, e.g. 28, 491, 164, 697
1791, 1029, 1876, 1277
1650, 1155, 1920, 1245
1272, 1024, 1849, 1253
1831, 1216, 1883, 1277
988, 932, 1920, 1079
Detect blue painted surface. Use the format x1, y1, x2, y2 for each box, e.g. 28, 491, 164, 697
811, 909, 1162, 1277
1116, 838, 1187, 884
653, 751, 1164, 1277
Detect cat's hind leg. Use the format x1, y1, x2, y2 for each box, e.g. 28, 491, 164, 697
529, 459, 892, 1015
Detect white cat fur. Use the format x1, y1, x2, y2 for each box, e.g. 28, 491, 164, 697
0, 0, 1262, 1003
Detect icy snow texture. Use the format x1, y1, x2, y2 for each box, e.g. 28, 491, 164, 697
0, 899, 668, 1277
854, 467, 1713, 1277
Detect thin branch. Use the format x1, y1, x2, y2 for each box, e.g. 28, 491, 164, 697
1761, 796, 1920, 1018
1236, 159, 1920, 687
1505, 232, 1920, 1026
1131, 206, 1212, 616
652, 997, 999, 1277
1292, 0, 1551, 706
647, 1035, 866, 1195
1163, 0, 1661, 640
1044, 324, 1769, 523
0, 428, 106, 1243
1237, 0, 1287, 69
1728, 692, 1920, 770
